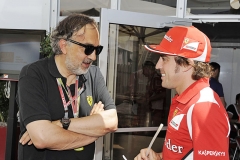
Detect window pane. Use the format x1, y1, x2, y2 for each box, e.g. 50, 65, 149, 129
115, 24, 170, 129
113, 132, 165, 159
60, 0, 111, 16
187, 0, 240, 15
121, 0, 177, 16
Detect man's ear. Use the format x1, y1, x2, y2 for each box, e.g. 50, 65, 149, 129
188, 59, 195, 66
59, 39, 67, 55
183, 59, 194, 72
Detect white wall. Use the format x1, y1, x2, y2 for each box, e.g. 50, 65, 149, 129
232, 49, 240, 105
0, 0, 50, 31
211, 48, 240, 107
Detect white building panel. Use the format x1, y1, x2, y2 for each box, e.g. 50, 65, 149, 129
0, 0, 50, 31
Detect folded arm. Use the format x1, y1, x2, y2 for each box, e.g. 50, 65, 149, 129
20, 102, 118, 149
68, 108, 118, 136
25, 120, 98, 150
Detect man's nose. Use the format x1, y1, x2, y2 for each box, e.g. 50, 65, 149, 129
87, 50, 97, 61
155, 57, 163, 69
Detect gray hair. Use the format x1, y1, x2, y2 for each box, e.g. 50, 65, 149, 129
50, 14, 97, 55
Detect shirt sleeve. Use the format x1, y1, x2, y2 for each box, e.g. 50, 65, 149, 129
209, 78, 224, 97
94, 67, 116, 110
227, 104, 239, 120
191, 102, 229, 159
216, 83, 224, 97
18, 65, 51, 127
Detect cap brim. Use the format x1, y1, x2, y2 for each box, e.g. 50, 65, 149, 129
144, 44, 177, 56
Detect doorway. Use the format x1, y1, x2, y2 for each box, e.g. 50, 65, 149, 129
96, 8, 191, 160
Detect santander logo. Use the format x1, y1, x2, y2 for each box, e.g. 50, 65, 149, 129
165, 139, 184, 153
164, 35, 173, 42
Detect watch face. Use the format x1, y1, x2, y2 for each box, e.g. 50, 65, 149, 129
62, 118, 70, 124
61, 117, 71, 129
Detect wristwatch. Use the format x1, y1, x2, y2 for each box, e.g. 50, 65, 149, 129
61, 117, 71, 130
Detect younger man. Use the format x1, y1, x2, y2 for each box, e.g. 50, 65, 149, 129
134, 26, 230, 160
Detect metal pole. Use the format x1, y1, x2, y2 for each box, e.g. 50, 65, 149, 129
5, 81, 18, 160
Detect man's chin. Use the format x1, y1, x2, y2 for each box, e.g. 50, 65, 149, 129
78, 68, 89, 75
162, 83, 170, 89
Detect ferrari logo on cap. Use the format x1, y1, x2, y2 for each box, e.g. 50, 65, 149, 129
184, 38, 189, 44
87, 96, 93, 106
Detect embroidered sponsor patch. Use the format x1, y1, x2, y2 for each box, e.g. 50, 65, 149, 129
87, 96, 93, 106
170, 114, 184, 130
181, 37, 199, 52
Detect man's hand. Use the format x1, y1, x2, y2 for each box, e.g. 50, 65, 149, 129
19, 131, 32, 145
134, 148, 162, 160
90, 101, 104, 115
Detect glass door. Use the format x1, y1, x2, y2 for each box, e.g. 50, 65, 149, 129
97, 8, 191, 160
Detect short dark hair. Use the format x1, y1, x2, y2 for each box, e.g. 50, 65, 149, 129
143, 61, 155, 67
236, 93, 240, 104
142, 61, 155, 71
210, 62, 221, 71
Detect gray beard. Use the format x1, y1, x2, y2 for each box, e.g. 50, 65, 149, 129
65, 56, 89, 75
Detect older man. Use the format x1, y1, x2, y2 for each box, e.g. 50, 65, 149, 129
18, 14, 118, 160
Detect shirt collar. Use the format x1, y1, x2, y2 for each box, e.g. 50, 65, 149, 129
48, 55, 63, 78
47, 55, 87, 84
176, 78, 210, 104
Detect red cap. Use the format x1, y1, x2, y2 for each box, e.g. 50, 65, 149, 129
145, 26, 211, 62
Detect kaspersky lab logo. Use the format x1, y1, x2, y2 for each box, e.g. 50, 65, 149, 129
198, 150, 226, 157
87, 96, 93, 106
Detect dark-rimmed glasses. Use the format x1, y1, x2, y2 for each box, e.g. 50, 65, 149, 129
67, 39, 103, 55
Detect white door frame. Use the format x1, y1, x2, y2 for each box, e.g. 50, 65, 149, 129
95, 8, 192, 160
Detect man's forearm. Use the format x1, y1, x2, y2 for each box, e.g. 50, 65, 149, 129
26, 120, 98, 150
48, 130, 98, 150
67, 109, 118, 136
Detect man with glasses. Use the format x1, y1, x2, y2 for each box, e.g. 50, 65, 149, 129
17, 14, 118, 160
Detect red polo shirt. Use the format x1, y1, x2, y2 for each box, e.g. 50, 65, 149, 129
162, 78, 230, 160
